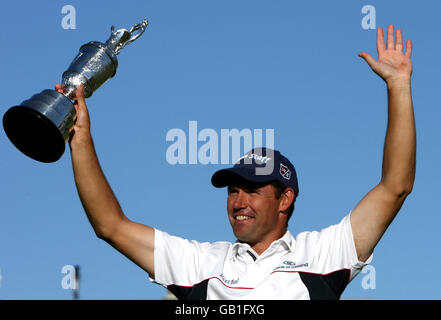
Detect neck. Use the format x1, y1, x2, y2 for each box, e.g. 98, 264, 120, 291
248, 228, 287, 255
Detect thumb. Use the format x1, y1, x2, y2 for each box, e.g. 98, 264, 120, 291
73, 84, 90, 127
358, 52, 377, 69
74, 84, 87, 111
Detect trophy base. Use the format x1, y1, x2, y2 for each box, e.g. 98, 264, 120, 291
3, 106, 66, 163
3, 89, 76, 163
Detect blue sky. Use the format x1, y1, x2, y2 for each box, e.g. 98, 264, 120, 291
1, 0, 440, 299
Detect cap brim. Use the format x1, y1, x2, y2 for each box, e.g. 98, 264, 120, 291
211, 167, 276, 188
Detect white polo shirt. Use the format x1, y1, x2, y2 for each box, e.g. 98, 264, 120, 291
150, 212, 373, 300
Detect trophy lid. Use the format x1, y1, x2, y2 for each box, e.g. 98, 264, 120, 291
105, 20, 148, 55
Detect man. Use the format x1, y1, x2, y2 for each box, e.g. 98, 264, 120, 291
57, 25, 415, 299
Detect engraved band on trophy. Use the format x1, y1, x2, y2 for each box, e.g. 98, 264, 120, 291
2, 19, 148, 163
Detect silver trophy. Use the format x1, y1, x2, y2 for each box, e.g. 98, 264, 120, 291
3, 19, 148, 163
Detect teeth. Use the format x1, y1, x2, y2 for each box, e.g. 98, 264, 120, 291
236, 216, 251, 221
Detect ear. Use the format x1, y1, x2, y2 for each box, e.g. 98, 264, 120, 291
279, 187, 295, 213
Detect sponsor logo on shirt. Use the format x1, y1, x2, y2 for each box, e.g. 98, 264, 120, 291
273, 261, 309, 271
219, 273, 240, 286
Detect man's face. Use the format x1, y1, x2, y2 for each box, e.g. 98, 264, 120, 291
227, 179, 285, 247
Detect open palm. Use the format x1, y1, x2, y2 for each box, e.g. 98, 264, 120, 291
359, 25, 412, 83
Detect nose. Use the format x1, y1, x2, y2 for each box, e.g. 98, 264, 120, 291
232, 189, 249, 210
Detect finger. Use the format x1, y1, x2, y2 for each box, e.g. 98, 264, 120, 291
396, 29, 403, 52
387, 24, 395, 50
359, 52, 377, 69
405, 39, 413, 58
377, 27, 385, 55
54, 83, 65, 94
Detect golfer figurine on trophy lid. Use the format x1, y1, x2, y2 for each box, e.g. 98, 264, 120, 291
3, 19, 149, 163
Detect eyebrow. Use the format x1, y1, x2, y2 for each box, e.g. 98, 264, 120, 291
228, 183, 266, 193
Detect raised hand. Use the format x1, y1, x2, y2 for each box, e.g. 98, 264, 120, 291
359, 25, 412, 85
54, 83, 91, 145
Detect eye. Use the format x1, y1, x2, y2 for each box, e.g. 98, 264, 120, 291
228, 187, 238, 194
246, 185, 264, 194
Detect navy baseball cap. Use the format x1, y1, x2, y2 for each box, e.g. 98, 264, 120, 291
211, 147, 299, 199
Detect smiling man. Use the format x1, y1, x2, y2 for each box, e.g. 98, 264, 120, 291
62, 24, 415, 299
214, 150, 297, 256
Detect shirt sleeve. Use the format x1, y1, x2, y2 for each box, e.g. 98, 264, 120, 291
299, 212, 373, 282
149, 229, 206, 287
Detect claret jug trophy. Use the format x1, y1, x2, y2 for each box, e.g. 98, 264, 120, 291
3, 20, 148, 162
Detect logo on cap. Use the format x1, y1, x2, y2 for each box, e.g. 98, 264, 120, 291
280, 163, 291, 180
236, 153, 272, 165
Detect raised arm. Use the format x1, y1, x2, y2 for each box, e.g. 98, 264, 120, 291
351, 25, 416, 262
59, 84, 155, 277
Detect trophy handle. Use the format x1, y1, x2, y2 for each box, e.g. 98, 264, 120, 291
113, 20, 148, 54
127, 20, 149, 46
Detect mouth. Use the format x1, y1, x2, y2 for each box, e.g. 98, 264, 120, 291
235, 215, 254, 221
231, 207, 255, 224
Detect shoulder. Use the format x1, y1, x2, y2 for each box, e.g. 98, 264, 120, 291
293, 215, 351, 249
154, 229, 233, 255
